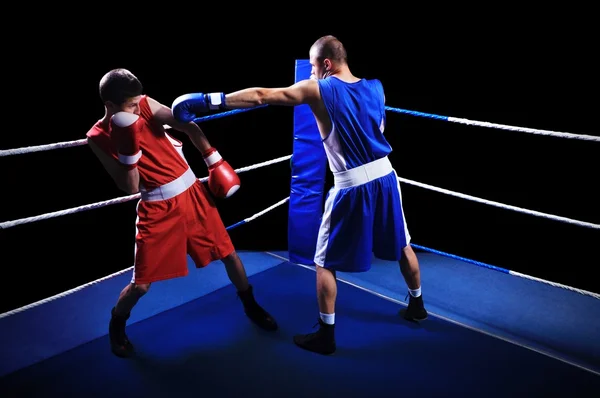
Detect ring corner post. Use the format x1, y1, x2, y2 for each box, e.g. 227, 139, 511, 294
287, 59, 327, 265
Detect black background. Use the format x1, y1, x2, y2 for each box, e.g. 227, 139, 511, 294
1, 14, 598, 313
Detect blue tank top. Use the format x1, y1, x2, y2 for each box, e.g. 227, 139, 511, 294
318, 76, 392, 172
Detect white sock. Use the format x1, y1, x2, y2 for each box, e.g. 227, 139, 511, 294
409, 287, 421, 297
320, 312, 335, 325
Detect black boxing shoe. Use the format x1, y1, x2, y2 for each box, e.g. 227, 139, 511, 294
109, 307, 135, 358
237, 285, 278, 331
294, 318, 336, 355
402, 294, 428, 322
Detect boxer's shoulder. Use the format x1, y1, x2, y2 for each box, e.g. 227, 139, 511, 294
86, 120, 108, 140
139, 95, 154, 121
86, 121, 116, 156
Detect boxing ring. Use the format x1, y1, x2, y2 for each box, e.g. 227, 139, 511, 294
1, 62, 599, 397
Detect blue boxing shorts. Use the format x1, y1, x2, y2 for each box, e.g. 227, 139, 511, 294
313, 156, 411, 273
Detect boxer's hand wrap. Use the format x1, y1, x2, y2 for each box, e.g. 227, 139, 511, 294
111, 112, 143, 169
203, 147, 240, 198
171, 92, 226, 123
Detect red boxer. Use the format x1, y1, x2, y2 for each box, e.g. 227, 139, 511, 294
85, 68, 277, 359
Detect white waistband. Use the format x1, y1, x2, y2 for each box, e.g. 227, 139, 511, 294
140, 167, 197, 201
333, 156, 394, 189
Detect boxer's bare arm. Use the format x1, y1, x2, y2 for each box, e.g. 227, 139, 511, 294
224, 79, 320, 108
224, 79, 331, 139
146, 96, 211, 153
87, 138, 140, 194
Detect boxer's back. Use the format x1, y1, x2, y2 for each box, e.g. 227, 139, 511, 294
317, 76, 392, 173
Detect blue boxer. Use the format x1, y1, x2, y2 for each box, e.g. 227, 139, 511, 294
170, 35, 428, 356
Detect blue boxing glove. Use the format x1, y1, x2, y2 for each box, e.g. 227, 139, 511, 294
171, 92, 227, 123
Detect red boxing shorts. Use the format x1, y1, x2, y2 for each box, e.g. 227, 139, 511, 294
131, 169, 234, 284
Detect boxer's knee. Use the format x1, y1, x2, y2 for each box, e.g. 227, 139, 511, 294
401, 245, 417, 262
132, 282, 151, 296
221, 252, 242, 271
222, 250, 239, 263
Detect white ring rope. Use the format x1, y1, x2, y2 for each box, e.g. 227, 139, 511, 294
507, 271, 599, 300
0, 266, 134, 319
0, 196, 290, 319
384, 106, 600, 142
0, 124, 169, 157
2, 106, 598, 158
0, 138, 88, 156
1, 154, 596, 231
0, 154, 292, 230
397, 177, 599, 230
447, 116, 600, 142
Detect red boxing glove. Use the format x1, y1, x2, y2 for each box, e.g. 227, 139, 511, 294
203, 147, 240, 198
111, 112, 143, 168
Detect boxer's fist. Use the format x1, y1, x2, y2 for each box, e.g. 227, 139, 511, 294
111, 112, 143, 166
171, 92, 226, 123
203, 147, 240, 198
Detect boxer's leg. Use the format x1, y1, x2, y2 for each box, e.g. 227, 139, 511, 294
186, 182, 278, 331
109, 197, 187, 358
221, 250, 249, 293
109, 283, 150, 358
295, 184, 374, 355
113, 282, 150, 318
373, 170, 427, 321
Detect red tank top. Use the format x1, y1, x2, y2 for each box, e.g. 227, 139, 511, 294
86, 95, 190, 190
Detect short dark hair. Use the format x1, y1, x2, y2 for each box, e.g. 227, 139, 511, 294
310, 35, 347, 64
99, 68, 143, 105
